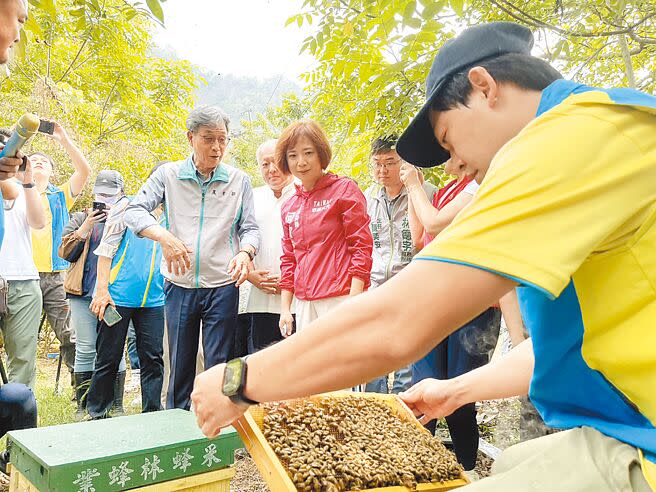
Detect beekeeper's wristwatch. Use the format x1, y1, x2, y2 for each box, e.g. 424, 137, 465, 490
222, 356, 260, 406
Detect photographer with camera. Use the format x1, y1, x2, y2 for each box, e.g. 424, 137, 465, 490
59, 171, 127, 418
30, 121, 91, 381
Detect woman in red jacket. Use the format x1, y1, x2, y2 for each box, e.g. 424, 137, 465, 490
276, 120, 373, 334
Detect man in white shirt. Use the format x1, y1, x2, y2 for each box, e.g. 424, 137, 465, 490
0, 157, 46, 388
242, 139, 295, 353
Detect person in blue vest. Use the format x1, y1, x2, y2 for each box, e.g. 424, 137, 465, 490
87, 165, 166, 419
0, 0, 38, 476
30, 120, 91, 380
59, 171, 127, 418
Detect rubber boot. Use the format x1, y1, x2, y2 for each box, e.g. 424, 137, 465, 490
74, 371, 93, 420
112, 371, 126, 416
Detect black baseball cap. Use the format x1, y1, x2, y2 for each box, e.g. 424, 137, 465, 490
397, 22, 534, 168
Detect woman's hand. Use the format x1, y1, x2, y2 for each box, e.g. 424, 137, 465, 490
247, 270, 276, 294
279, 310, 294, 338
77, 209, 105, 237
46, 121, 70, 146
17, 155, 33, 185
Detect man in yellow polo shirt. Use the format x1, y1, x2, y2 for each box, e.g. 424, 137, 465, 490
189, 22, 656, 491
31, 121, 90, 379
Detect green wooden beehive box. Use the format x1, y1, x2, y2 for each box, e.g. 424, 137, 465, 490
7, 409, 242, 492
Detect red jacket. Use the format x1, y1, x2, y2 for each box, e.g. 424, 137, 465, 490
280, 173, 373, 301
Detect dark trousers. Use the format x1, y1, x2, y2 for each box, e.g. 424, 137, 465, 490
87, 306, 164, 418
234, 314, 250, 358
412, 307, 501, 470
165, 283, 239, 410
246, 312, 286, 354
0, 383, 37, 439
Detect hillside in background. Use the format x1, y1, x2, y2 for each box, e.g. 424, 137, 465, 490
195, 70, 302, 131
153, 45, 302, 131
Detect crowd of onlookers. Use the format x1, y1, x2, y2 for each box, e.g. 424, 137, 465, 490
0, 1, 550, 481
1, 1, 654, 488
0, 6, 537, 479
0, 104, 537, 476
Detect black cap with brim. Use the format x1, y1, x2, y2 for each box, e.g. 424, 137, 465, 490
397, 22, 534, 168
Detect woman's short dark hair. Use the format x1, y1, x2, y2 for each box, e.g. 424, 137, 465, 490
432, 53, 563, 112
275, 120, 332, 173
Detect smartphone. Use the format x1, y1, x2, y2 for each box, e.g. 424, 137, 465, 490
102, 304, 122, 327
38, 119, 55, 135
92, 201, 107, 223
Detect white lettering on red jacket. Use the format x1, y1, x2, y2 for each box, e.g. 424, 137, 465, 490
280, 173, 373, 301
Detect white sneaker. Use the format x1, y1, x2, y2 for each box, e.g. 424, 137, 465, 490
125, 370, 140, 392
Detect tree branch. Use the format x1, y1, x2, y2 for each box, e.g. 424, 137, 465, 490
56, 36, 90, 84
627, 30, 656, 45
99, 74, 121, 136
618, 33, 636, 88
491, 0, 656, 40
569, 42, 608, 78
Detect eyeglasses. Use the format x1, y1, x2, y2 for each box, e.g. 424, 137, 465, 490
201, 136, 231, 146
372, 159, 401, 170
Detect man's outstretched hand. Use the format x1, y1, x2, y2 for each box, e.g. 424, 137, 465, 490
400, 378, 465, 425
191, 363, 250, 438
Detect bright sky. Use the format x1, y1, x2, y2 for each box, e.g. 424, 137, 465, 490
153, 0, 314, 83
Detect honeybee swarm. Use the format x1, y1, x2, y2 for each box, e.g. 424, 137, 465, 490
262, 396, 463, 491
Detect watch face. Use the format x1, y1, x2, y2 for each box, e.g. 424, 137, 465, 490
223, 359, 243, 397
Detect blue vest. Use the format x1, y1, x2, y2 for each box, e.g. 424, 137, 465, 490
46, 183, 70, 271
108, 226, 164, 308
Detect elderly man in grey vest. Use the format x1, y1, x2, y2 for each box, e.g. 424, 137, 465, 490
124, 106, 259, 410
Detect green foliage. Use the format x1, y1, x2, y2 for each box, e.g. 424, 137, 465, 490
283, 0, 655, 186
28, 0, 167, 25
470, 0, 656, 90
3, 0, 196, 205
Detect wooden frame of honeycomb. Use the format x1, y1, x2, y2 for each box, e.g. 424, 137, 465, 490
235, 392, 469, 491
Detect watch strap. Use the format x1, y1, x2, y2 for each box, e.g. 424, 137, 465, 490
225, 357, 260, 406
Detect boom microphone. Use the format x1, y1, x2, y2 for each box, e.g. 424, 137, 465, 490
0, 113, 40, 159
